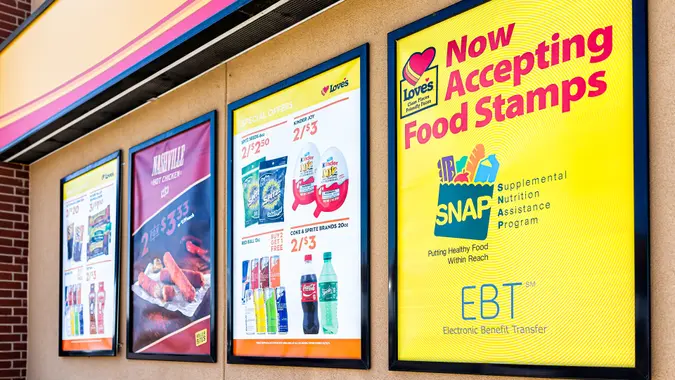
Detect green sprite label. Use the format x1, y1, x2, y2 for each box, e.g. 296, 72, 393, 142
319, 282, 338, 302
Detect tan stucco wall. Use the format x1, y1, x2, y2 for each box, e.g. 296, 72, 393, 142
31, 0, 45, 13
27, 0, 675, 379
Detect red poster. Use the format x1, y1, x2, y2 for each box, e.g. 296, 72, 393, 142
128, 113, 215, 362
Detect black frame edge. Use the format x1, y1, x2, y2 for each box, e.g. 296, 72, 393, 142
58, 149, 122, 357
126, 111, 218, 363
226, 43, 371, 369
386, 0, 651, 379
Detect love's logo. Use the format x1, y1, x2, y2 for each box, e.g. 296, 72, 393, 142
400, 47, 438, 118
321, 78, 349, 96
403, 47, 436, 86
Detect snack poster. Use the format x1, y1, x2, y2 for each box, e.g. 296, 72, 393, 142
59, 151, 121, 356
389, 0, 649, 378
227, 46, 369, 368
127, 112, 216, 362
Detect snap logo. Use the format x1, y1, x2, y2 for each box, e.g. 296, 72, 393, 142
434, 144, 500, 240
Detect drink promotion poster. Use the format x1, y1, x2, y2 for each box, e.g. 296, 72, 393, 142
59, 151, 122, 357
227, 45, 369, 369
388, 0, 649, 379
127, 112, 216, 362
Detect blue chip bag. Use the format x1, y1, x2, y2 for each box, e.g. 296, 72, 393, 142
259, 156, 288, 224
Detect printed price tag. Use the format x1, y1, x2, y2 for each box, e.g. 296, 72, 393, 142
195, 329, 208, 347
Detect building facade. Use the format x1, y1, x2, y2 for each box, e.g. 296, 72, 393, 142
0, 0, 671, 379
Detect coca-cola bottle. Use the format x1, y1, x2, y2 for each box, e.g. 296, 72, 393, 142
89, 284, 96, 334
300, 254, 319, 334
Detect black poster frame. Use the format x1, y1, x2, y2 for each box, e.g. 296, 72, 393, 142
226, 44, 370, 369
387, 0, 650, 379
126, 111, 217, 363
58, 150, 122, 357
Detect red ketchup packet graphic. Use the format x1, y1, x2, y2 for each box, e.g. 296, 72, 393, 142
292, 142, 320, 211
314, 147, 349, 218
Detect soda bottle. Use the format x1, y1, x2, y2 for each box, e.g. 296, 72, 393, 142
319, 252, 338, 334
97, 282, 106, 334
244, 289, 255, 335
89, 284, 97, 334
68, 286, 75, 336
260, 257, 270, 288
65, 286, 71, 337
264, 287, 277, 334
77, 285, 84, 336
72, 287, 78, 336
241, 260, 250, 305
254, 288, 266, 334
78, 304, 84, 336
270, 256, 281, 288
300, 254, 319, 334
276, 287, 288, 334
73, 301, 80, 337
251, 258, 260, 289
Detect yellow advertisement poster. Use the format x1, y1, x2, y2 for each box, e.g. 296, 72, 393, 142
392, 0, 646, 372
60, 153, 120, 355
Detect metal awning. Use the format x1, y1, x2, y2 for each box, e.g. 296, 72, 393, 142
0, 0, 340, 163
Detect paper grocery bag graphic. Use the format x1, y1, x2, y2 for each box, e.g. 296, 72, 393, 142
434, 182, 494, 240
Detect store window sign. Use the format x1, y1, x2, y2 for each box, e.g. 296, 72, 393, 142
127, 113, 217, 363
390, 0, 649, 378
59, 152, 121, 357
228, 45, 369, 369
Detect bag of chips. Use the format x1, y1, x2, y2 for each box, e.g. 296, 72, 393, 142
259, 156, 288, 225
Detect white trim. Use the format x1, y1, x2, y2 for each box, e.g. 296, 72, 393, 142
16, 0, 344, 164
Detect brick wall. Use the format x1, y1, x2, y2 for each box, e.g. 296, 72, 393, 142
0, 164, 29, 380
0, 0, 31, 44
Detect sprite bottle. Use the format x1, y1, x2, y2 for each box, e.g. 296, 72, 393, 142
319, 252, 338, 334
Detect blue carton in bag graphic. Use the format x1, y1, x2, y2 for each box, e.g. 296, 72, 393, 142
434, 182, 494, 240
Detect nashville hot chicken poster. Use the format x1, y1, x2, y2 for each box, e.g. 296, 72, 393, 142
128, 113, 215, 362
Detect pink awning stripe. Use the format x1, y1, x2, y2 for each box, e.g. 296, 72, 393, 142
0, 0, 236, 150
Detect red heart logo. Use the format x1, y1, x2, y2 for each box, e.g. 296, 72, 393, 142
321, 86, 329, 95
403, 47, 436, 86
425, 78, 430, 82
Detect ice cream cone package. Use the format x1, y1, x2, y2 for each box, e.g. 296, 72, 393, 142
259, 156, 288, 224
314, 147, 349, 218
241, 157, 265, 227
292, 142, 319, 211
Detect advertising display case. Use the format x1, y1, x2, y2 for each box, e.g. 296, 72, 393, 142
388, 0, 650, 378
59, 151, 122, 357
227, 45, 370, 369
127, 112, 217, 362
